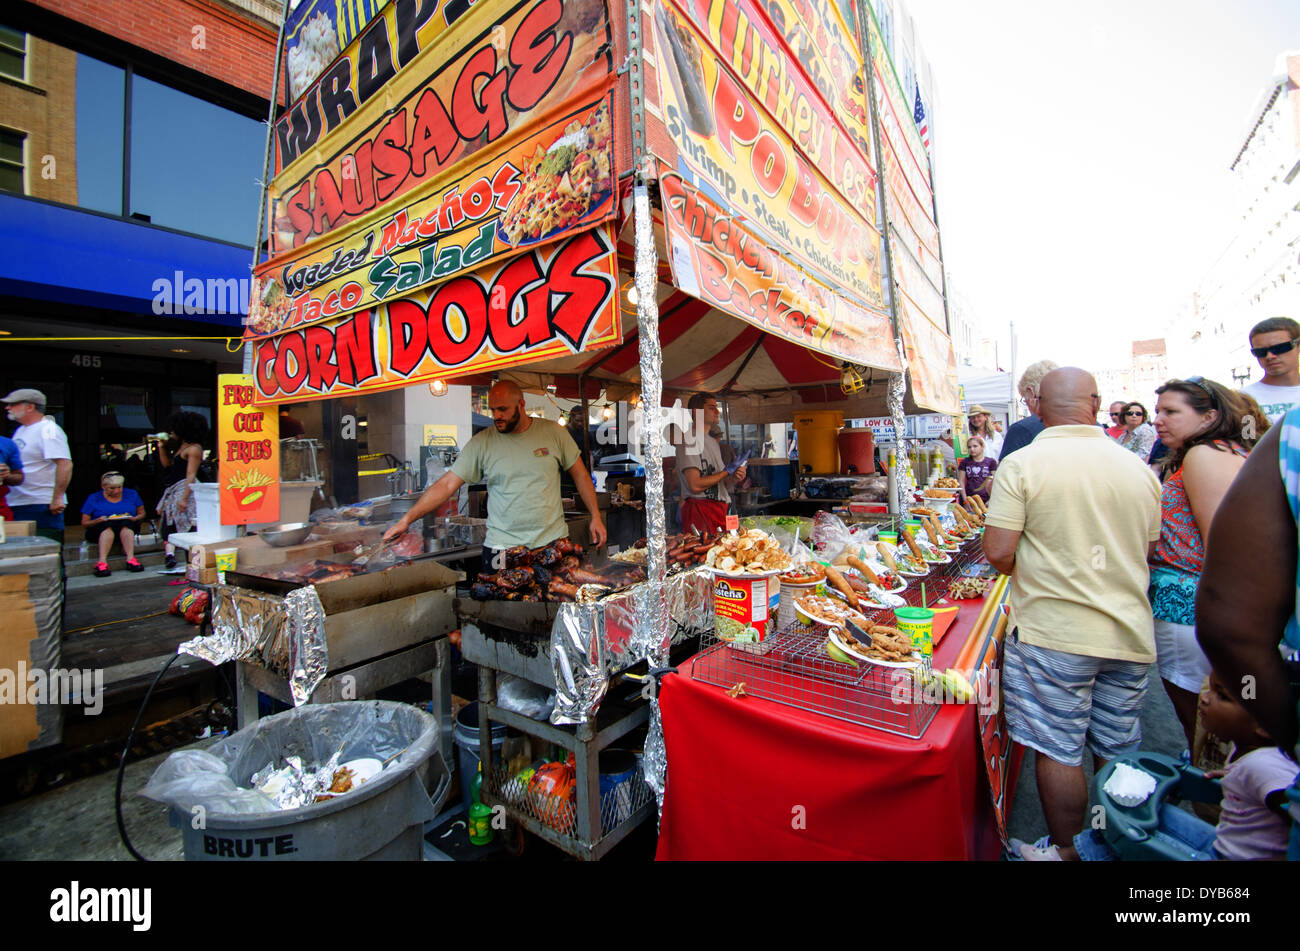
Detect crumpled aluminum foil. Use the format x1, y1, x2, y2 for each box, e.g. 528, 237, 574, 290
889, 337, 917, 512
181, 583, 329, 706
550, 567, 712, 724
285, 585, 328, 705
249, 752, 341, 811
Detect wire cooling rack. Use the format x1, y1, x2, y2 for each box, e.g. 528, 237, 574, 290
692, 517, 989, 738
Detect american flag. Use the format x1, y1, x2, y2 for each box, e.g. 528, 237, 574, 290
913, 84, 930, 152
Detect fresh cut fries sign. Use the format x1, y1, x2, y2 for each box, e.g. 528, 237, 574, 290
218, 374, 281, 524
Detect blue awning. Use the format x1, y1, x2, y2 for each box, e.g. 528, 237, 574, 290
0, 194, 253, 328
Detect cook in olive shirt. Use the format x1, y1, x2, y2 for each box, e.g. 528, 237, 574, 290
384, 382, 606, 551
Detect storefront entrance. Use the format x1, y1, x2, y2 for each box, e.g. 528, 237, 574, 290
0, 344, 218, 525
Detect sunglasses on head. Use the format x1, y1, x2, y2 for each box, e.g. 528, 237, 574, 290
1250, 338, 1299, 358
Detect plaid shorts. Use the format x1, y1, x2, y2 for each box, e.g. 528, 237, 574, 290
1002, 629, 1150, 766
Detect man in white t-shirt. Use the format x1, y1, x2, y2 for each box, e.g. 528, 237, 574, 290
3, 388, 73, 539
1240, 317, 1300, 423
676, 393, 748, 534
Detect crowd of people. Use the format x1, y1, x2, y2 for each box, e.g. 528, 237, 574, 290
981, 318, 1300, 862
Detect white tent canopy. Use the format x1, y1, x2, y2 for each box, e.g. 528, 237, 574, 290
958, 368, 1015, 421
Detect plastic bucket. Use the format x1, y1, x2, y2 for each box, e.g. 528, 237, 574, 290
165, 701, 448, 861
713, 571, 778, 654
749, 458, 793, 500
598, 749, 639, 833
453, 702, 508, 810
793, 411, 843, 475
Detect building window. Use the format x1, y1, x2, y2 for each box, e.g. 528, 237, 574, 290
0, 25, 25, 82
75, 53, 126, 214
0, 127, 24, 194
129, 74, 264, 245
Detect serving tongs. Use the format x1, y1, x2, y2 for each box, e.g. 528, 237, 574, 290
353, 537, 394, 568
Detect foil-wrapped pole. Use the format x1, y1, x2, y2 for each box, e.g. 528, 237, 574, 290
631, 182, 671, 814
889, 338, 916, 514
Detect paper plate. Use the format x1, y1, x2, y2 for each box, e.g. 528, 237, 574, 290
827, 625, 922, 669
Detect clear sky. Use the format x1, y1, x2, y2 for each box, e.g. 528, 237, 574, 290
906, 0, 1300, 378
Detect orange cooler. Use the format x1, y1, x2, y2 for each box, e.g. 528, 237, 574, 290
837, 429, 876, 475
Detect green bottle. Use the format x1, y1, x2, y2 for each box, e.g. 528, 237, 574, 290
468, 763, 494, 845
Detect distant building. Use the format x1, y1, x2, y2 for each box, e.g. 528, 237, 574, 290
1172, 52, 1300, 387
1131, 338, 1168, 403
1093, 338, 1167, 411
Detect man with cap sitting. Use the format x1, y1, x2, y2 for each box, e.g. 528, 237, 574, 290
3, 388, 73, 541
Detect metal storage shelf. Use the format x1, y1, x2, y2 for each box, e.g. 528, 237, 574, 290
475, 680, 654, 861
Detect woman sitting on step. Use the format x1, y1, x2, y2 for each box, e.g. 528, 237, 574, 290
80, 471, 146, 576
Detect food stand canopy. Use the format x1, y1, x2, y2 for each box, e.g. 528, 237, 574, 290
243, 0, 961, 421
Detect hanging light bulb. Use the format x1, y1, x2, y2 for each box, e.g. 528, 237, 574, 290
429, 379, 448, 396
626, 284, 639, 307
840, 364, 866, 395
558, 413, 568, 427
602, 404, 614, 420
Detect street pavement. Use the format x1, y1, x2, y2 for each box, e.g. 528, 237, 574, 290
1006, 671, 1188, 851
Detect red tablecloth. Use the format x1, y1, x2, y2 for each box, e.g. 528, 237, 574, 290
656, 595, 1020, 860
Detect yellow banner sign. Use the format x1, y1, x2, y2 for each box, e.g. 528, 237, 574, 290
898, 296, 959, 416
882, 137, 942, 289
670, 0, 877, 221
218, 375, 281, 524
271, 0, 613, 256
865, 4, 932, 206
250, 92, 616, 339
766, 0, 875, 168
660, 171, 900, 372
252, 225, 621, 404
649, 0, 882, 309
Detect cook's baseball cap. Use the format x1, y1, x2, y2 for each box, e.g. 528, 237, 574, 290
2, 387, 46, 409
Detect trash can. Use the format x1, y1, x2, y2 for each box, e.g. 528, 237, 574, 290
146, 701, 448, 861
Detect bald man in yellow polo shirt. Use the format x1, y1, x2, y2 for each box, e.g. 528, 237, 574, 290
983, 367, 1161, 861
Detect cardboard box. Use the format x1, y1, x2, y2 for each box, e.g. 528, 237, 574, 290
236, 538, 334, 568
189, 536, 260, 569
2, 520, 35, 537
187, 565, 219, 585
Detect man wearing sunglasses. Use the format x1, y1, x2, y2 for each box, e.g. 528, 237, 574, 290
1242, 317, 1300, 423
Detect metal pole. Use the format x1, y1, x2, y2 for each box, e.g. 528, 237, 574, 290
633, 183, 666, 651
245, 0, 292, 374
857, 0, 916, 513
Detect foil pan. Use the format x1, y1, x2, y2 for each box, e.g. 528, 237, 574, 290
550, 566, 712, 725
181, 583, 329, 706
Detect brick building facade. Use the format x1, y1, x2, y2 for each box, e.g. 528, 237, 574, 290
0, 0, 281, 522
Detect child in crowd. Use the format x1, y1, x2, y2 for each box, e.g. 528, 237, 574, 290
1065, 671, 1298, 861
